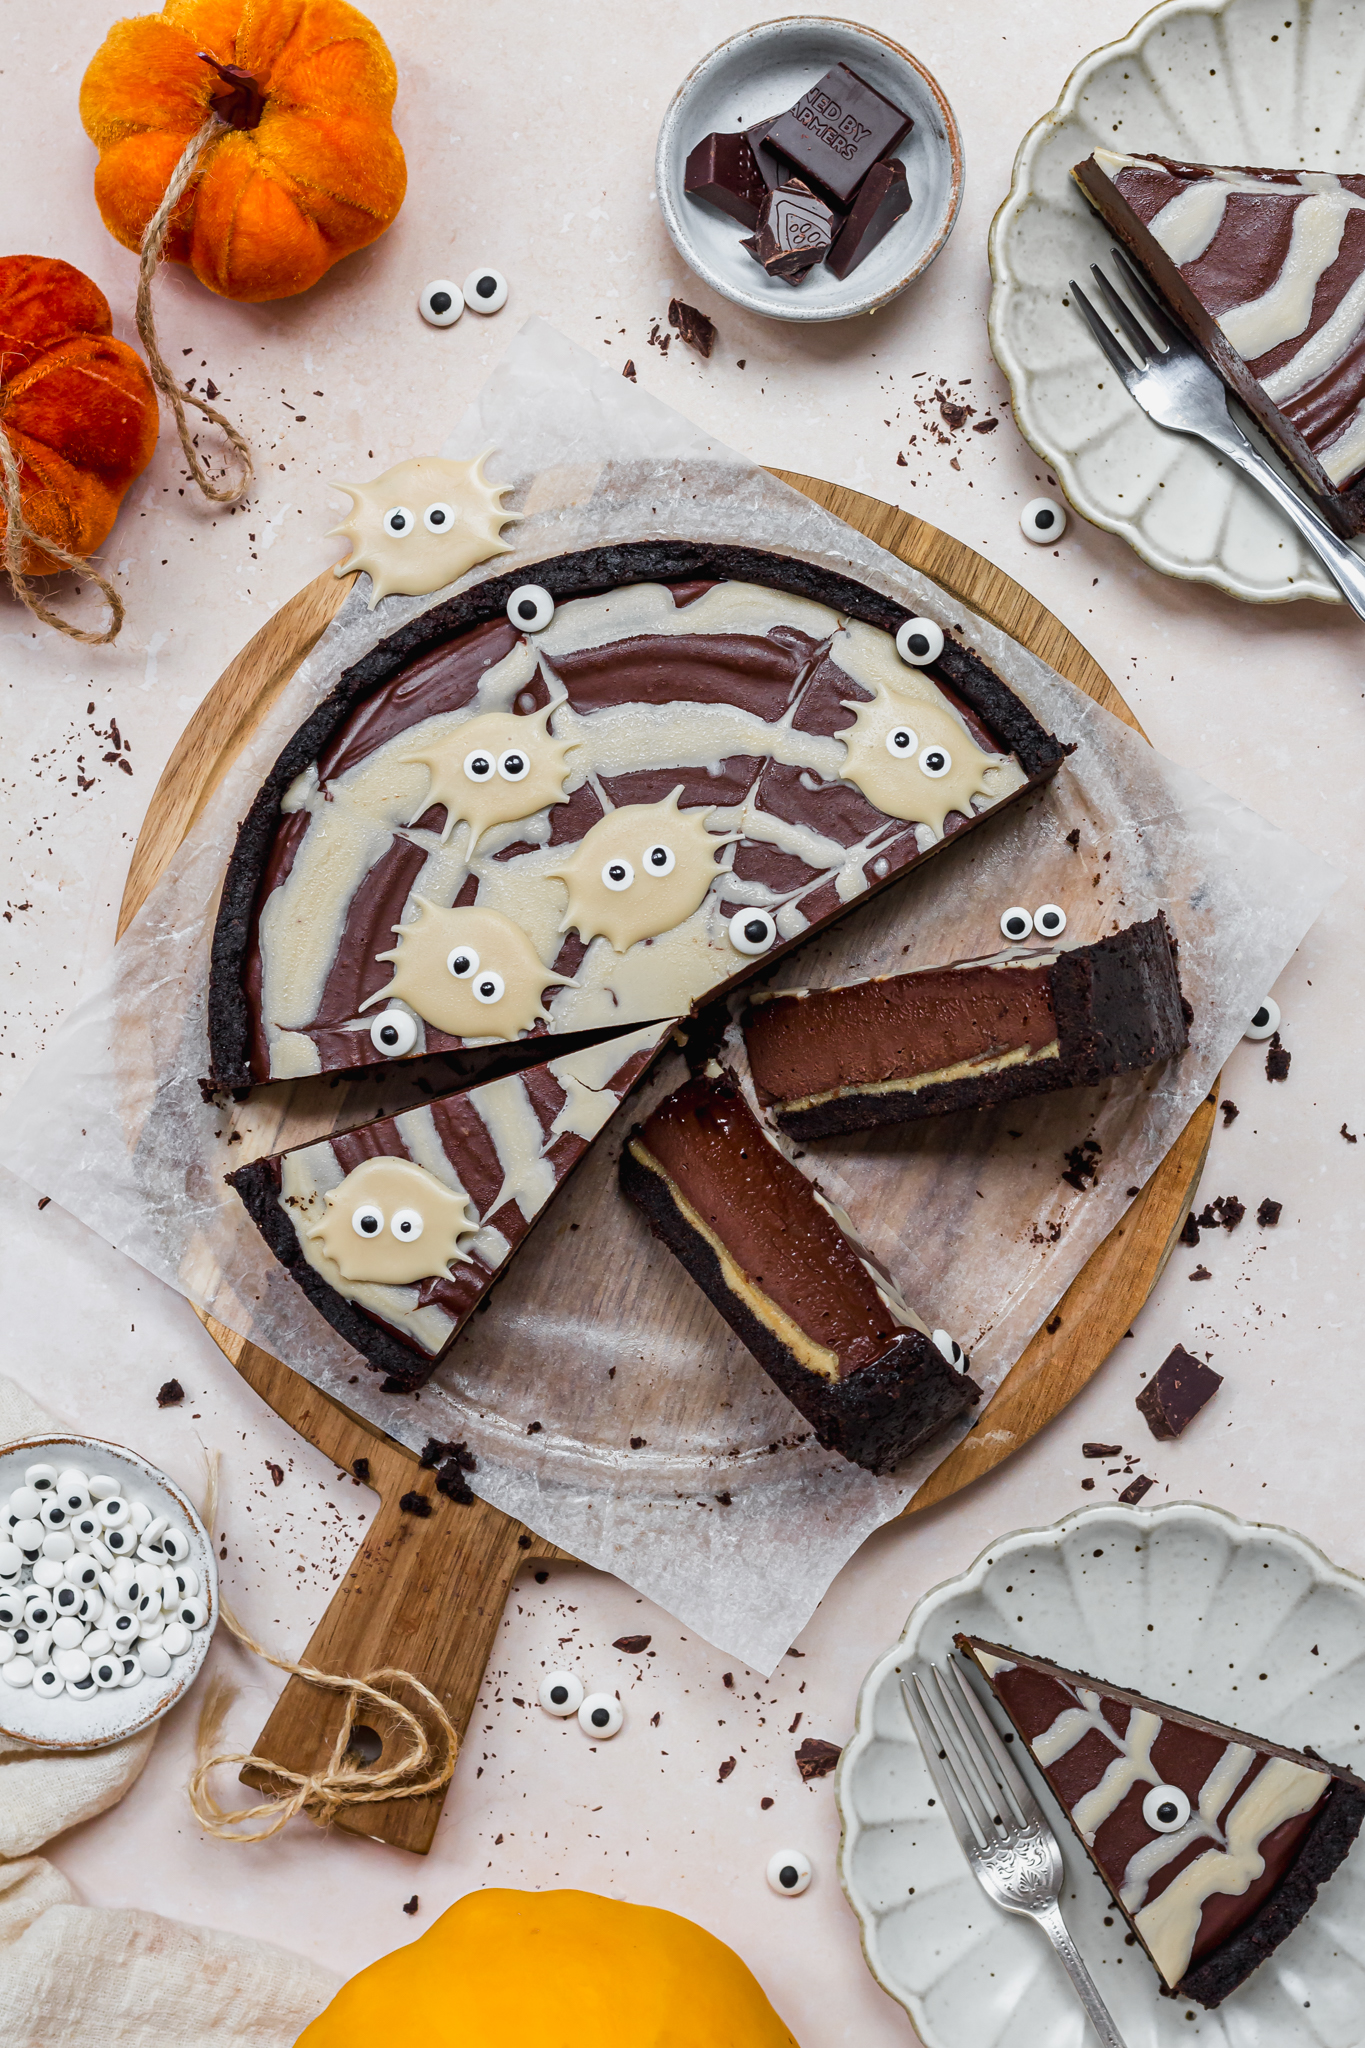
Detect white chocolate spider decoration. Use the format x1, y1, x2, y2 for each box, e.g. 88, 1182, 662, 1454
328, 450, 520, 607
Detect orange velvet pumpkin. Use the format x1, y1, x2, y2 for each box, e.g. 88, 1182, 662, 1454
79, 0, 407, 304
0, 254, 158, 575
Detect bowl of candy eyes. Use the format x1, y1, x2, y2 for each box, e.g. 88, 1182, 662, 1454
655, 17, 964, 324
0, 1436, 216, 1750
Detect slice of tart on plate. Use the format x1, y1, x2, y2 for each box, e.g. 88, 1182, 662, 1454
957, 1632, 1365, 2009
1074, 151, 1365, 538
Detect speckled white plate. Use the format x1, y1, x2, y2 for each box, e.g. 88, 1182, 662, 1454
989, 0, 1365, 605
0, 1434, 216, 1750
838, 1501, 1365, 2045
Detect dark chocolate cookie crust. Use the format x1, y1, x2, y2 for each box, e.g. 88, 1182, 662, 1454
620, 1137, 980, 1472
207, 540, 1069, 1091
227, 1157, 429, 1391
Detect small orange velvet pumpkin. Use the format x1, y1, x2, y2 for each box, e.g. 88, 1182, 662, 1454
79, 0, 407, 304
0, 253, 158, 575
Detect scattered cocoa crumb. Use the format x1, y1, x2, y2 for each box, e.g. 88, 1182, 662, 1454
1046, 1314, 1062, 1334
1257, 1197, 1282, 1228
1081, 1477, 1095, 1490
517, 1533, 532, 1549
1065, 827, 1081, 848
435, 1458, 475, 1504
651, 1711, 661, 1727
896, 451, 908, 466
1062, 1137, 1102, 1191
1083, 1442, 1122, 1458
1220, 1100, 1239, 1127
265, 1461, 284, 1487
526, 1421, 543, 1435
1265, 1032, 1290, 1082
795, 1737, 842, 1782
714, 1491, 732, 1506
352, 1457, 370, 1484
534, 1570, 549, 1584
1118, 1474, 1155, 1504
1189, 1264, 1212, 1281
973, 416, 999, 433
761, 1795, 774, 1809
718, 1756, 737, 1782
1195, 1195, 1244, 1233
614, 1635, 651, 1654
1342, 1124, 1358, 1144
788, 1712, 802, 1733
668, 298, 715, 357
622, 359, 636, 382
402, 1895, 419, 1915
36, 1196, 49, 1210
737, 358, 746, 369
1126, 1186, 1140, 1198
156, 1379, 185, 1408
629, 1436, 647, 1449
398, 1491, 433, 1518
1179, 1212, 1201, 1248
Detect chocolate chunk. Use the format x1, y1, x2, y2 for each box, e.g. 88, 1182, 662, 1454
827, 157, 911, 278
622, 358, 636, 382
1221, 1099, 1240, 1126
1082, 1441, 1122, 1458
667, 297, 716, 357
156, 1378, 185, 1407
1257, 1197, 1282, 1228
398, 1490, 433, 1518
718, 1756, 736, 1782
1266, 1031, 1291, 1081
745, 116, 785, 191
761, 1795, 774, 1809
684, 130, 768, 229
1117, 1473, 1155, 1504
764, 63, 913, 207
402, 1895, 419, 1915
1137, 1344, 1223, 1440
1196, 1195, 1244, 1234
613, 1634, 651, 1654
1179, 1212, 1201, 1247
742, 180, 836, 284
795, 1736, 842, 1781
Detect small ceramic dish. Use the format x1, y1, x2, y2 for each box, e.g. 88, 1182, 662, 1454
837, 1499, 1365, 2045
655, 16, 963, 324
0, 1434, 217, 1750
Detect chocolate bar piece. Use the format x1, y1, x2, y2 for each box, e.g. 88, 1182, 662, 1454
619, 1068, 979, 1471
744, 116, 784, 192
827, 157, 910, 279
1136, 1343, 1222, 1439
684, 131, 769, 229
744, 914, 1191, 1140
764, 63, 912, 208
209, 542, 1068, 1091
741, 180, 836, 284
229, 1022, 668, 1388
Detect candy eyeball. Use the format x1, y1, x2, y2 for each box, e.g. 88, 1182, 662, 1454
422, 502, 455, 535
1142, 1783, 1191, 1833
177, 1598, 209, 1631
352, 1204, 385, 1240
463, 266, 508, 314
91, 1656, 122, 1690
1034, 904, 1066, 939
0, 1546, 20, 1583
507, 584, 554, 632
24, 1467, 56, 1495
390, 1207, 425, 1243
104, 1527, 134, 1555
931, 1328, 968, 1369
767, 1848, 812, 1896
918, 743, 952, 779
602, 857, 635, 893
1000, 906, 1033, 942
33, 1664, 63, 1697
370, 1007, 419, 1057
161, 1620, 192, 1657
538, 1671, 584, 1717
71, 1513, 101, 1545
51, 1584, 81, 1614
885, 724, 918, 759
577, 1692, 623, 1738
642, 842, 676, 877
728, 907, 778, 956
1245, 996, 1280, 1041
12, 1522, 42, 1555
497, 747, 530, 782
418, 279, 464, 327
40, 1500, 68, 1530
140, 1642, 172, 1679
463, 747, 495, 783
8, 1489, 40, 1523
88, 1476, 119, 1504
99, 1498, 130, 1530
895, 617, 944, 666
471, 969, 506, 1006
381, 505, 415, 540
0, 1597, 22, 1631
2, 1658, 34, 1689
447, 944, 480, 979
1021, 496, 1067, 543
161, 1530, 191, 1565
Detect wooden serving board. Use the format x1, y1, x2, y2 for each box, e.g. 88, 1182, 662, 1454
116, 476, 1214, 1854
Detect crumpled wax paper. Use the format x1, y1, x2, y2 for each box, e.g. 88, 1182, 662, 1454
0, 320, 1341, 1671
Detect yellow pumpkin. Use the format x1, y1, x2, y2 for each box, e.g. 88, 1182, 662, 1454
79, 0, 407, 303
295, 1889, 802, 2048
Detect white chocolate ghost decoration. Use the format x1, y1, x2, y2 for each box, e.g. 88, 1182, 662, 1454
550, 789, 731, 953
361, 900, 570, 1040
404, 708, 578, 854
328, 450, 520, 607
838, 685, 1003, 839
306, 1155, 476, 1286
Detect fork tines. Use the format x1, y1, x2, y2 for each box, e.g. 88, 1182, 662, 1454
899, 1658, 1039, 1847
1068, 246, 1189, 380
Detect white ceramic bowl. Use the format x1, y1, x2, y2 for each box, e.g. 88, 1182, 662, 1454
0, 1434, 217, 1750
656, 16, 963, 324
989, 0, 1365, 605
838, 1499, 1365, 2046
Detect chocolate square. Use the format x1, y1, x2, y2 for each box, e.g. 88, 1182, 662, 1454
764, 64, 913, 207
684, 131, 769, 229
827, 157, 911, 279
1137, 1344, 1223, 1440
742, 181, 837, 284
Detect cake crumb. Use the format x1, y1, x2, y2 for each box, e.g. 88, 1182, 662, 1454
402, 1895, 419, 1916
1220, 1100, 1240, 1127
1179, 1212, 1201, 1247
1189, 1264, 1212, 1281
1257, 1197, 1282, 1228
156, 1379, 185, 1407
1062, 1138, 1102, 1191
1265, 1032, 1291, 1081
398, 1490, 433, 1518
1342, 1124, 1358, 1143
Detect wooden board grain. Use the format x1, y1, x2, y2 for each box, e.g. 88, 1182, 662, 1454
117, 478, 1212, 1852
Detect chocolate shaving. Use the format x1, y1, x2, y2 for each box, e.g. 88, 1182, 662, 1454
156, 1378, 185, 1407
613, 1635, 651, 1654
265, 1461, 284, 1487
718, 1756, 737, 1782
668, 298, 716, 357
1118, 1474, 1155, 1504
1082, 1442, 1122, 1458
795, 1736, 842, 1781
1342, 1124, 1358, 1144
622, 359, 637, 383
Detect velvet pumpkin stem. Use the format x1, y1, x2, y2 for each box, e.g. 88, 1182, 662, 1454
135, 116, 255, 507
0, 420, 126, 645
196, 52, 267, 131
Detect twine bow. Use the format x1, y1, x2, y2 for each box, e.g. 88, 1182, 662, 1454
0, 419, 126, 644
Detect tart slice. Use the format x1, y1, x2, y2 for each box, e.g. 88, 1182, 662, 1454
956, 1634, 1365, 2008
1074, 151, 1365, 536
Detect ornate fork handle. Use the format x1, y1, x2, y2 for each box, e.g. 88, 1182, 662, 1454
1026, 1898, 1127, 2048
1187, 409, 1365, 623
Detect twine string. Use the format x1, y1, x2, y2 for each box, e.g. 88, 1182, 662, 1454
136, 116, 254, 506
0, 419, 126, 644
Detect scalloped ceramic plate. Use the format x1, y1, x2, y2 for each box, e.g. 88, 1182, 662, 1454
989, 0, 1365, 605
838, 1501, 1365, 2044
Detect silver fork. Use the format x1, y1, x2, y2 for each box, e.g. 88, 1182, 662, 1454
901, 1663, 1127, 2048
1070, 247, 1365, 622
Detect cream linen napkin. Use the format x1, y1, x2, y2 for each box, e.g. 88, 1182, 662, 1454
0, 1377, 340, 2046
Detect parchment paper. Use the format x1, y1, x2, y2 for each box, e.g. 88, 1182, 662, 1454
0, 321, 1340, 1671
